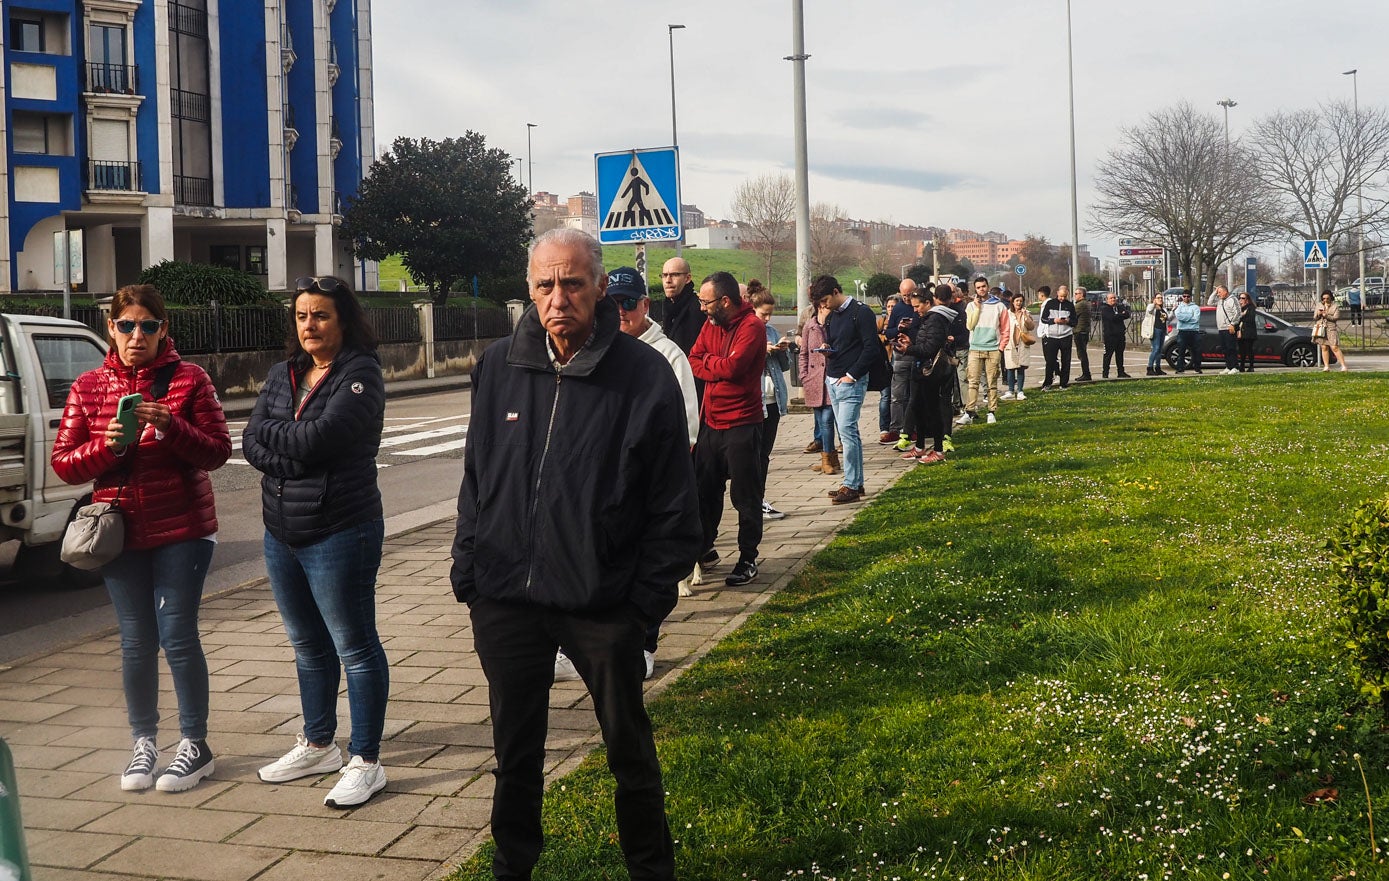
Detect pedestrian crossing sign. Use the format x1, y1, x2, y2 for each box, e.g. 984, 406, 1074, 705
595, 147, 682, 244
1303, 239, 1329, 269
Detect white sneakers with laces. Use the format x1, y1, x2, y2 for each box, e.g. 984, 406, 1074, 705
121, 736, 159, 791
324, 755, 387, 808
258, 733, 344, 783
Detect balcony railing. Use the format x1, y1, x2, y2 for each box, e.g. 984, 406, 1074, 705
169, 1, 208, 38
171, 88, 209, 122
86, 160, 143, 192
86, 62, 139, 95
174, 174, 212, 206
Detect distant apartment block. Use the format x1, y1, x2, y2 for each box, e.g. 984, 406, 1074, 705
684, 225, 741, 250
679, 203, 703, 231
1, 0, 377, 293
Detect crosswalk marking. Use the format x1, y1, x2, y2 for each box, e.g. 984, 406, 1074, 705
221, 414, 470, 464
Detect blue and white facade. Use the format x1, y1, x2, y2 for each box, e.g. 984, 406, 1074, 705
1, 0, 376, 293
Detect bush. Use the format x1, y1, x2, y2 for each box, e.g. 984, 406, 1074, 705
137, 260, 268, 306
1327, 495, 1389, 710
864, 272, 900, 306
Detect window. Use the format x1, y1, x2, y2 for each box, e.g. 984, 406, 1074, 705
246, 246, 267, 275
31, 335, 106, 410
209, 245, 241, 270
13, 17, 44, 52
13, 113, 48, 154
89, 23, 131, 91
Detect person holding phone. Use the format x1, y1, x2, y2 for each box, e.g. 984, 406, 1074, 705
242, 275, 390, 808
51, 284, 232, 793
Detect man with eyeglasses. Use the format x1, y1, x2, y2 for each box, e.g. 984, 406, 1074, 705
660, 257, 703, 356
451, 228, 699, 881
689, 271, 767, 586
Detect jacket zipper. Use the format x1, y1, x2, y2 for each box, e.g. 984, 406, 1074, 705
522, 371, 563, 598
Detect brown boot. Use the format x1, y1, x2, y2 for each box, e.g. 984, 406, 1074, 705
810, 452, 831, 473
803, 440, 822, 454
823, 449, 841, 475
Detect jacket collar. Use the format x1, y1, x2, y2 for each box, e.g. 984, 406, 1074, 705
103, 336, 181, 374
508, 295, 621, 376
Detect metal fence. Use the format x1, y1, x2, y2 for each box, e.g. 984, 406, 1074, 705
367, 306, 421, 345
433, 303, 512, 341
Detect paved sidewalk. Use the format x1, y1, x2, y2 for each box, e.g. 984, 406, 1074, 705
0, 412, 913, 881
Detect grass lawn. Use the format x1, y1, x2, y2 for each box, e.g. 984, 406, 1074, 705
447, 373, 1389, 880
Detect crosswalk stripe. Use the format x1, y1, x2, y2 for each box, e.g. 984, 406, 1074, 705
393, 438, 468, 457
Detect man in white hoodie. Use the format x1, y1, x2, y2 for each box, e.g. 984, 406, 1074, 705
960, 277, 1006, 425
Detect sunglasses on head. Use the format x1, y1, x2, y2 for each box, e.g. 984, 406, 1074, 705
295, 276, 349, 296
614, 295, 645, 311
114, 318, 164, 335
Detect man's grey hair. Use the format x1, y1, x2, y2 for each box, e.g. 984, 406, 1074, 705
527, 228, 605, 285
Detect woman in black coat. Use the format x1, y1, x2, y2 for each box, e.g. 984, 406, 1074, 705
1236, 292, 1259, 372
896, 285, 958, 464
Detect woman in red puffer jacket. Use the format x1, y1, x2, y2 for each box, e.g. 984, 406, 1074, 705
51, 284, 231, 795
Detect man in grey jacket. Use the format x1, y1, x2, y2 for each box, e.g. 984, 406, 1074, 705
1209, 285, 1241, 374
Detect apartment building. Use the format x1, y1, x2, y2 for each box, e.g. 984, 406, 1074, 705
1, 0, 375, 294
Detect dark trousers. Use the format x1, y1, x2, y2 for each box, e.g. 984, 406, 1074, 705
1102, 336, 1126, 376
470, 598, 673, 881
1042, 336, 1073, 388
1219, 330, 1238, 369
1074, 332, 1092, 379
696, 421, 764, 564
760, 404, 781, 482
905, 372, 950, 452
1176, 330, 1202, 371
1238, 337, 1255, 371
888, 355, 913, 434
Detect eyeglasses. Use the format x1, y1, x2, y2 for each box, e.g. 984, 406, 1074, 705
614, 295, 645, 311
114, 318, 165, 335
661, 272, 689, 279
295, 276, 350, 296
698, 296, 722, 307
1238, 296, 1249, 300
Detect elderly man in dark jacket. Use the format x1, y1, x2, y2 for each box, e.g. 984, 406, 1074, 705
451, 229, 699, 881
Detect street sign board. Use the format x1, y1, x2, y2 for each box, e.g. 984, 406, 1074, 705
1014, 264, 1026, 276
1303, 239, 1329, 270
1120, 247, 1164, 257
1119, 257, 1163, 267
595, 147, 682, 244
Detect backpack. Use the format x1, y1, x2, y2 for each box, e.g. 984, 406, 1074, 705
861, 302, 891, 391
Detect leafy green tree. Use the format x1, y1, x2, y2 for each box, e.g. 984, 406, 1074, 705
1078, 273, 1107, 292
864, 272, 899, 306
342, 133, 531, 305
905, 264, 934, 287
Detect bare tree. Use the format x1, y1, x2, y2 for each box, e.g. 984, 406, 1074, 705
808, 202, 862, 277
1247, 100, 1389, 287
1091, 102, 1280, 290
730, 173, 795, 284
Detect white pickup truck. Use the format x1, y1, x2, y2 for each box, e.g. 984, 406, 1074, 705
0, 313, 109, 581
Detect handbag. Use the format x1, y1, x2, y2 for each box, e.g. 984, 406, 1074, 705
1140, 312, 1155, 342
1311, 319, 1328, 341
60, 501, 125, 570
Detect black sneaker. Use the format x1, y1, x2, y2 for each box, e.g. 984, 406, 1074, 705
121, 736, 159, 791
155, 738, 215, 792
725, 559, 758, 586
699, 548, 720, 568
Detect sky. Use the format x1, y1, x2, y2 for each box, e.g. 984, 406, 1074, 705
372, 0, 1389, 276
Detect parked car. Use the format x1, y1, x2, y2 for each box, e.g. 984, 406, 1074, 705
1351, 276, 1385, 290
1232, 285, 1275, 309
1162, 306, 1320, 369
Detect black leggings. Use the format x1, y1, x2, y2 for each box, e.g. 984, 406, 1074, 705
905, 373, 951, 452
1238, 338, 1255, 371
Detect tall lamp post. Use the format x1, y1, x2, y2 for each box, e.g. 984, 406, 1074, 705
525, 122, 537, 198
788, 0, 812, 314
668, 24, 686, 256
1217, 98, 1237, 291
1065, 0, 1080, 295
1345, 69, 1366, 307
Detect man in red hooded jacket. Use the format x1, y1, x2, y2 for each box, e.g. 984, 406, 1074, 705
688, 271, 767, 587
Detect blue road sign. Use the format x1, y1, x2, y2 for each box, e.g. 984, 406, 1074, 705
595, 147, 682, 244
1015, 264, 1027, 276
1304, 239, 1329, 270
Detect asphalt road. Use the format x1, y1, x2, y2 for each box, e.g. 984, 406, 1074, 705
0, 386, 472, 663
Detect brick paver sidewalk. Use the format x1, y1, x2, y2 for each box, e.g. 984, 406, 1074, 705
1, 412, 915, 881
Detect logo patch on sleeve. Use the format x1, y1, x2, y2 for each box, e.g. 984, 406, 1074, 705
505, 412, 520, 422
350, 382, 364, 394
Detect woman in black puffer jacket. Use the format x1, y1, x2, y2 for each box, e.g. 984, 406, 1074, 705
242, 275, 390, 809
897, 284, 958, 464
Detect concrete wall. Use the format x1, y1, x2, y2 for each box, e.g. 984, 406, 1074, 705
184, 336, 496, 399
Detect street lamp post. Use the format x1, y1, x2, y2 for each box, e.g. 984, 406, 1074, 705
1217, 98, 1237, 292
525, 123, 537, 198
668, 24, 686, 256
1065, 0, 1080, 295
1345, 69, 1366, 308
787, 0, 812, 314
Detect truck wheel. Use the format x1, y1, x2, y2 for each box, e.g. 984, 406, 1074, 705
13, 542, 104, 589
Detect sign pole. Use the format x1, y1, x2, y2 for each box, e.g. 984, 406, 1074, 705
634, 242, 647, 290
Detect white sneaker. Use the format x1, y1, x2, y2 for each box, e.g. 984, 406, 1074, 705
324, 755, 386, 808
121, 736, 159, 791
955, 412, 974, 426
258, 733, 343, 783
643, 650, 655, 680
1015, 392, 1027, 401
1000, 391, 1015, 400
554, 651, 581, 682
986, 412, 997, 424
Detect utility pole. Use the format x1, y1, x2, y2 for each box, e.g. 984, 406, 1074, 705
1345, 69, 1367, 309
788, 0, 812, 313
668, 24, 685, 257
1065, 0, 1080, 294
1217, 98, 1237, 292
525, 123, 537, 197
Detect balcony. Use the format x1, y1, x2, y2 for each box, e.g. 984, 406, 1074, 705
86, 62, 139, 95
174, 174, 212, 207
171, 88, 209, 122
329, 117, 342, 159
281, 25, 295, 73
168, 1, 207, 38
283, 103, 298, 151
327, 42, 339, 87
86, 159, 145, 205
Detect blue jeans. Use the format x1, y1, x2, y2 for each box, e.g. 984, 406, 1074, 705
1005, 367, 1027, 394
877, 388, 890, 433
1148, 328, 1167, 370
813, 405, 837, 451
103, 538, 215, 741
827, 378, 868, 491
264, 520, 388, 760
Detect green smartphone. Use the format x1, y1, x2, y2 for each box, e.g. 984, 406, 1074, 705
115, 393, 143, 446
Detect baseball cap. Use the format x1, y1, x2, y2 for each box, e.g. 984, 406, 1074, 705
606, 267, 647, 300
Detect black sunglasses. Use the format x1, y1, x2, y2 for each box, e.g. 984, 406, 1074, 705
295, 276, 350, 296
114, 318, 165, 335
614, 295, 645, 311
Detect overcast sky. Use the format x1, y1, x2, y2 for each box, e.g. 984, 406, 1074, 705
373, 1, 1389, 270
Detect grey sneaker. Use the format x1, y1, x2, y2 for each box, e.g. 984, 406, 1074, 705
121, 736, 159, 791
258, 733, 343, 783
156, 738, 215, 792
324, 756, 387, 808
